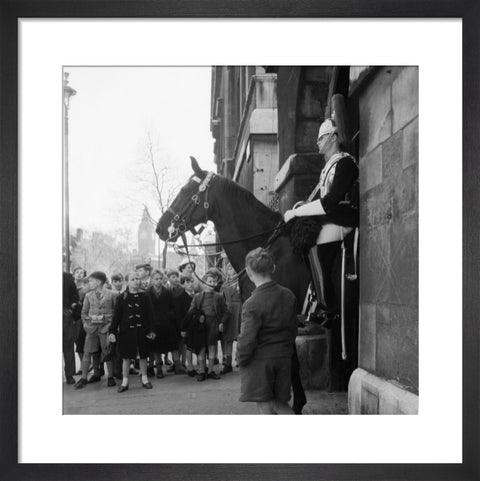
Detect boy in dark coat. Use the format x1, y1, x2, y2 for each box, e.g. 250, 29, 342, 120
147, 269, 184, 377
237, 248, 297, 414
177, 275, 198, 376
63, 272, 79, 384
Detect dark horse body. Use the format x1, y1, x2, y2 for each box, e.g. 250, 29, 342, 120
156, 159, 311, 305
156, 158, 310, 413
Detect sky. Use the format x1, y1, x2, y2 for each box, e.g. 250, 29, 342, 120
66, 66, 215, 245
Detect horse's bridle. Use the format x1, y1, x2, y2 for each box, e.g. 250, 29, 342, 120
165, 170, 287, 289
166, 171, 215, 240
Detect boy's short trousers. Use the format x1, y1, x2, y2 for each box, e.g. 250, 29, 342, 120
84, 330, 109, 356
239, 357, 291, 403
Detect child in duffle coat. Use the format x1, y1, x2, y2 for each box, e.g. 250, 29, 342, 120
108, 272, 156, 393
186, 273, 229, 382
236, 248, 298, 414
75, 271, 118, 390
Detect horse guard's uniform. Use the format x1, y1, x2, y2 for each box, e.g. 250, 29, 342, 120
303, 150, 359, 361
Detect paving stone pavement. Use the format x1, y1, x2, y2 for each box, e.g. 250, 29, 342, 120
63, 367, 348, 415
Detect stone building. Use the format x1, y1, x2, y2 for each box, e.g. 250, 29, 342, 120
347, 67, 418, 414
210, 66, 418, 414
211, 66, 279, 208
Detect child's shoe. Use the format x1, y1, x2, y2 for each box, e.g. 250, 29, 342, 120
220, 365, 232, 374
174, 363, 186, 375
74, 378, 88, 390
196, 373, 207, 382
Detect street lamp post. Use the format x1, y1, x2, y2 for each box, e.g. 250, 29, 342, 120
63, 72, 76, 273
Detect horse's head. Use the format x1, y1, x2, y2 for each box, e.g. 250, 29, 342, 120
156, 156, 215, 241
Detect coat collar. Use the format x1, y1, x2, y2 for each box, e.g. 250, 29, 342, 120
253, 280, 276, 293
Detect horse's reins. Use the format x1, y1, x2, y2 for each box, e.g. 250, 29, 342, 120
165, 171, 287, 289
179, 220, 285, 289
174, 224, 285, 249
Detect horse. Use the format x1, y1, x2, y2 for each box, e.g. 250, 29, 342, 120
156, 156, 310, 413
156, 157, 311, 305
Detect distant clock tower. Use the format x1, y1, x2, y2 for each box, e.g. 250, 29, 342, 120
138, 207, 155, 258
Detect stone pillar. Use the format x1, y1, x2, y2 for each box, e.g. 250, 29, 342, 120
273, 67, 333, 391
273, 153, 323, 213
224, 66, 238, 177
295, 323, 330, 390
276, 66, 330, 168
348, 66, 419, 413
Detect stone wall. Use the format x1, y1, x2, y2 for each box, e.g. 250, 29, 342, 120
211, 66, 265, 178
348, 368, 418, 414
358, 66, 419, 393
273, 153, 323, 214
231, 74, 278, 203
251, 135, 279, 206
296, 324, 330, 390
276, 67, 330, 168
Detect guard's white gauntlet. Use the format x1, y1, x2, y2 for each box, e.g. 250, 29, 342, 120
293, 199, 326, 217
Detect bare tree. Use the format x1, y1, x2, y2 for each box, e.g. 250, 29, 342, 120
71, 230, 133, 275
135, 133, 180, 268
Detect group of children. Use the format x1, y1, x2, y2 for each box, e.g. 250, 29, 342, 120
65, 261, 242, 393
64, 249, 300, 414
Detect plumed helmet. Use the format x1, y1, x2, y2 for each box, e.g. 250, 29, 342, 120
317, 118, 337, 141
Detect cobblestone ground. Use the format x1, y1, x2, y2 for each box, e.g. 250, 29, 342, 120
63, 366, 347, 415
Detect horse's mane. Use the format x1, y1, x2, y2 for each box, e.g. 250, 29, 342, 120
214, 174, 282, 222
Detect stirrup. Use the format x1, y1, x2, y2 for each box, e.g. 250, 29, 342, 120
311, 311, 339, 328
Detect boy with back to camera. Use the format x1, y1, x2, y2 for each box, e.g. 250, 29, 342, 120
236, 248, 298, 414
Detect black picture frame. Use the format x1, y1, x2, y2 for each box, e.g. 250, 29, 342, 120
1, 1, 478, 480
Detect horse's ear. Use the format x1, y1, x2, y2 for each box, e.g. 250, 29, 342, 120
190, 156, 206, 179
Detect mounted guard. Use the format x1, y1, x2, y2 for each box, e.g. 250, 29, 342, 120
283, 117, 359, 389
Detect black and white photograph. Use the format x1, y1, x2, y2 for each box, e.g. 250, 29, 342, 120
6, 10, 475, 478
62, 65, 419, 416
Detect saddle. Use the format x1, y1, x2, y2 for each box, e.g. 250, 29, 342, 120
286, 216, 323, 256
